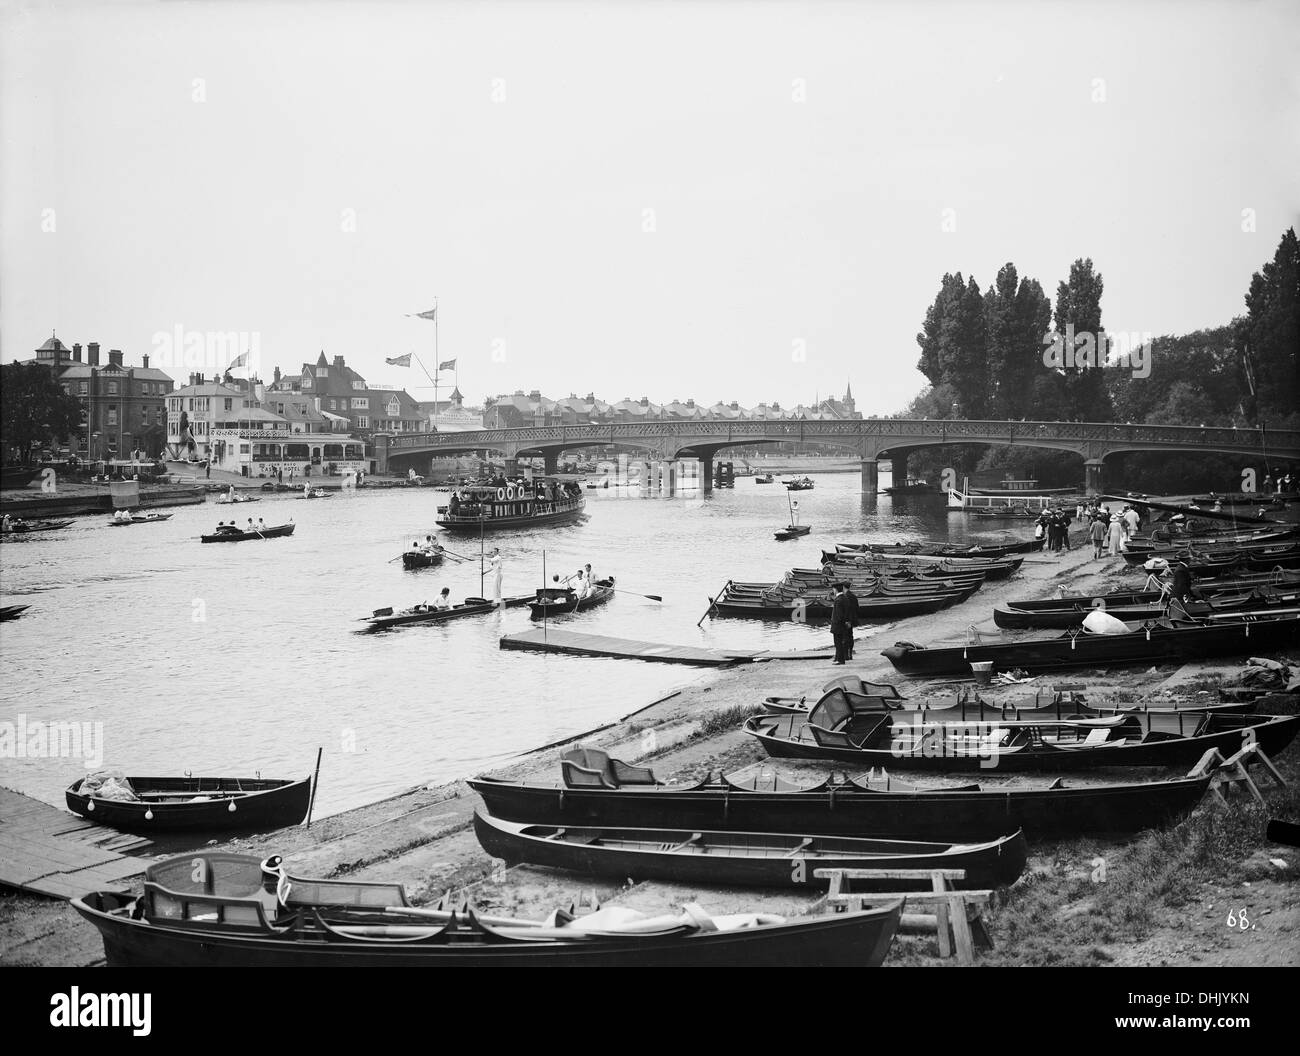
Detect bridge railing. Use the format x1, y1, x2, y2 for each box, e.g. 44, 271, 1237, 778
384, 418, 1300, 452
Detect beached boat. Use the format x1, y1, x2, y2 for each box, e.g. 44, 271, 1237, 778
469, 752, 1215, 840
529, 578, 615, 618
107, 512, 172, 526
824, 551, 1024, 580
200, 522, 296, 543
65, 775, 311, 832
832, 538, 1036, 560
992, 587, 1300, 629
436, 482, 586, 533
473, 812, 1027, 890
72, 851, 902, 967
743, 703, 1299, 772
881, 612, 1300, 677
711, 591, 953, 622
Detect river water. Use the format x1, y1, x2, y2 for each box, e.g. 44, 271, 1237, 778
0, 474, 1023, 818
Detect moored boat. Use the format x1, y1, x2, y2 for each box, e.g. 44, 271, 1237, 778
882, 612, 1300, 677
71, 851, 903, 967
468, 753, 1215, 840
65, 774, 312, 832
473, 812, 1027, 890
436, 481, 586, 533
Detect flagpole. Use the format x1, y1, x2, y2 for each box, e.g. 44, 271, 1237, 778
433, 298, 439, 426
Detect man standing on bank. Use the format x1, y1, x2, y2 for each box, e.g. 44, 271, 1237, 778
830, 582, 853, 665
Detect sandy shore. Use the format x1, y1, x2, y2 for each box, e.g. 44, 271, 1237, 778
4, 530, 1297, 966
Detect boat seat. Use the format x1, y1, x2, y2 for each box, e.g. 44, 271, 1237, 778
560, 761, 617, 789
559, 748, 656, 787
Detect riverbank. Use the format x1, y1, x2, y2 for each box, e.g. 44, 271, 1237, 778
3, 532, 1297, 967
0, 481, 210, 517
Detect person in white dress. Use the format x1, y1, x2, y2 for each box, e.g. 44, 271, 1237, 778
489, 548, 503, 606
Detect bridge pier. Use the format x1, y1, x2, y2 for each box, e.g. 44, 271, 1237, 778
700, 454, 713, 494
860, 459, 878, 493
886, 451, 907, 487
1085, 459, 1105, 497
542, 452, 559, 476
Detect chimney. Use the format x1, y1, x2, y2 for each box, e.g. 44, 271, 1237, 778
639, 396, 649, 406
88, 342, 101, 366
109, 349, 124, 367
142, 354, 150, 369
73, 343, 83, 362
686, 398, 695, 408
529, 389, 542, 400
274, 366, 281, 384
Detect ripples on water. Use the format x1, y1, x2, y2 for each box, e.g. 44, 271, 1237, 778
0, 475, 1017, 817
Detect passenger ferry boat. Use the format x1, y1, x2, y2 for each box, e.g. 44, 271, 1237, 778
435, 480, 586, 532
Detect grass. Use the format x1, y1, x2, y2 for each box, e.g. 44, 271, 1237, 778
972, 748, 1300, 966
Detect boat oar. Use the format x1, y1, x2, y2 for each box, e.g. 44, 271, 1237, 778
698, 579, 732, 626
611, 588, 663, 602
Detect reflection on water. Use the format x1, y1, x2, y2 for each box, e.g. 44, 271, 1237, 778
0, 474, 1024, 817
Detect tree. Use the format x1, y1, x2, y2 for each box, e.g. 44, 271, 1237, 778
1242, 227, 1300, 426
0, 362, 83, 464
1052, 258, 1113, 421
915, 273, 990, 417
984, 264, 1054, 419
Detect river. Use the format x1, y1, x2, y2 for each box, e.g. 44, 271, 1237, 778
0, 473, 1026, 818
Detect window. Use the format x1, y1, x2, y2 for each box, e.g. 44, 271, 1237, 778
108, 406, 118, 426
352, 380, 365, 391
386, 398, 400, 416
108, 381, 118, 395
302, 378, 312, 389
358, 416, 369, 429
62, 383, 70, 395
240, 444, 250, 454
317, 367, 328, 377
353, 397, 368, 409
79, 382, 89, 395
141, 407, 148, 424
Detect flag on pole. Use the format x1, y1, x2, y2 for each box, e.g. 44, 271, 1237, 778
385, 353, 412, 367
227, 351, 248, 371
409, 307, 437, 321
438, 358, 457, 371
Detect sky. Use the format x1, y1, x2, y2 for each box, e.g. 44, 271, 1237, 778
3, 0, 1298, 414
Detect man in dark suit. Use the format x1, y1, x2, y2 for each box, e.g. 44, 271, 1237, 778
842, 582, 861, 658
830, 582, 852, 664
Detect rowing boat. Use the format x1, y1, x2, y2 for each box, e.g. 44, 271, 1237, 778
108, 513, 172, 525
65, 774, 311, 832
993, 587, 1300, 629
71, 851, 902, 967
401, 548, 444, 569
529, 578, 615, 618
468, 752, 1214, 840
0, 519, 73, 535
881, 612, 1300, 677
743, 704, 1299, 771
473, 812, 1028, 889
200, 523, 296, 543
832, 539, 1036, 560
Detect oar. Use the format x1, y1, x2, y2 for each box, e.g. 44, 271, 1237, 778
698, 579, 731, 626
610, 588, 663, 602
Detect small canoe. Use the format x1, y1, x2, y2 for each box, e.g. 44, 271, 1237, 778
65, 775, 311, 832
200, 523, 296, 543
529, 578, 615, 618
473, 813, 1027, 889
360, 594, 535, 631
775, 525, 812, 541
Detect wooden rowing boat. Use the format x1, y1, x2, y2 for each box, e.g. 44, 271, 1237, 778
993, 587, 1300, 629
529, 578, 615, 618
200, 523, 296, 543
743, 705, 1299, 772
881, 612, 1300, 677
65, 775, 311, 832
71, 851, 902, 967
468, 752, 1215, 840
473, 813, 1027, 889
401, 548, 444, 569
775, 524, 812, 540
108, 513, 172, 525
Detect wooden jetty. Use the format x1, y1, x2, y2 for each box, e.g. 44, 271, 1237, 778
0, 786, 151, 899
499, 629, 838, 665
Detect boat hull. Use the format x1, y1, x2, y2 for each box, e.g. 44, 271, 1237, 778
473, 813, 1027, 889
436, 506, 585, 532
468, 774, 1213, 841
882, 615, 1300, 677
71, 893, 901, 968
200, 524, 295, 543
65, 776, 311, 833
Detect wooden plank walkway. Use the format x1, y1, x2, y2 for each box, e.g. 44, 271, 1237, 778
0, 786, 152, 899
499, 629, 840, 665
